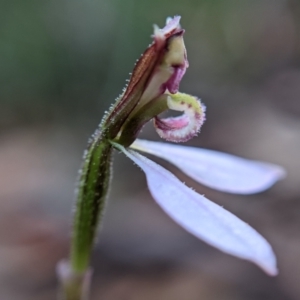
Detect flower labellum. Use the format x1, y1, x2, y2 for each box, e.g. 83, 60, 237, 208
154, 92, 205, 142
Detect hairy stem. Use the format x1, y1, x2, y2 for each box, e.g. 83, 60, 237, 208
70, 132, 113, 273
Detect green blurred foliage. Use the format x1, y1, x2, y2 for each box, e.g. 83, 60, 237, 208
1, 0, 300, 126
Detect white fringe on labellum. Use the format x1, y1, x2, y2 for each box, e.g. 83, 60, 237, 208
116, 144, 278, 276
154, 95, 205, 143
131, 139, 285, 194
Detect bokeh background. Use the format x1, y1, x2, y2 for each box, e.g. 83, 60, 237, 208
1, 0, 300, 299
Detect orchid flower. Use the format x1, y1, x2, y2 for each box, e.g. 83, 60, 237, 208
58, 16, 285, 300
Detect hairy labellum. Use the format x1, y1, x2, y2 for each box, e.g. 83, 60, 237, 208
154, 93, 205, 142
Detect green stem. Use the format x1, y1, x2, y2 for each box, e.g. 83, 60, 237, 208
70, 132, 113, 273
57, 260, 92, 300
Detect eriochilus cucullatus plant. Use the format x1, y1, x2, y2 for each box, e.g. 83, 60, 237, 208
57, 16, 285, 300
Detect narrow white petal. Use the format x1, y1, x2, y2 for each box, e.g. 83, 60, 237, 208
131, 139, 285, 194
115, 144, 277, 275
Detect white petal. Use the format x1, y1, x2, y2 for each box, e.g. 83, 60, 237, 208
131, 139, 285, 194
115, 144, 277, 275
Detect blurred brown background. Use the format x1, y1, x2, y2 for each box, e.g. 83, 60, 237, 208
1, 0, 300, 299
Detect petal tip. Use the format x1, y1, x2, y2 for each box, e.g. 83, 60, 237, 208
259, 260, 278, 276
153, 16, 182, 44
274, 166, 287, 181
